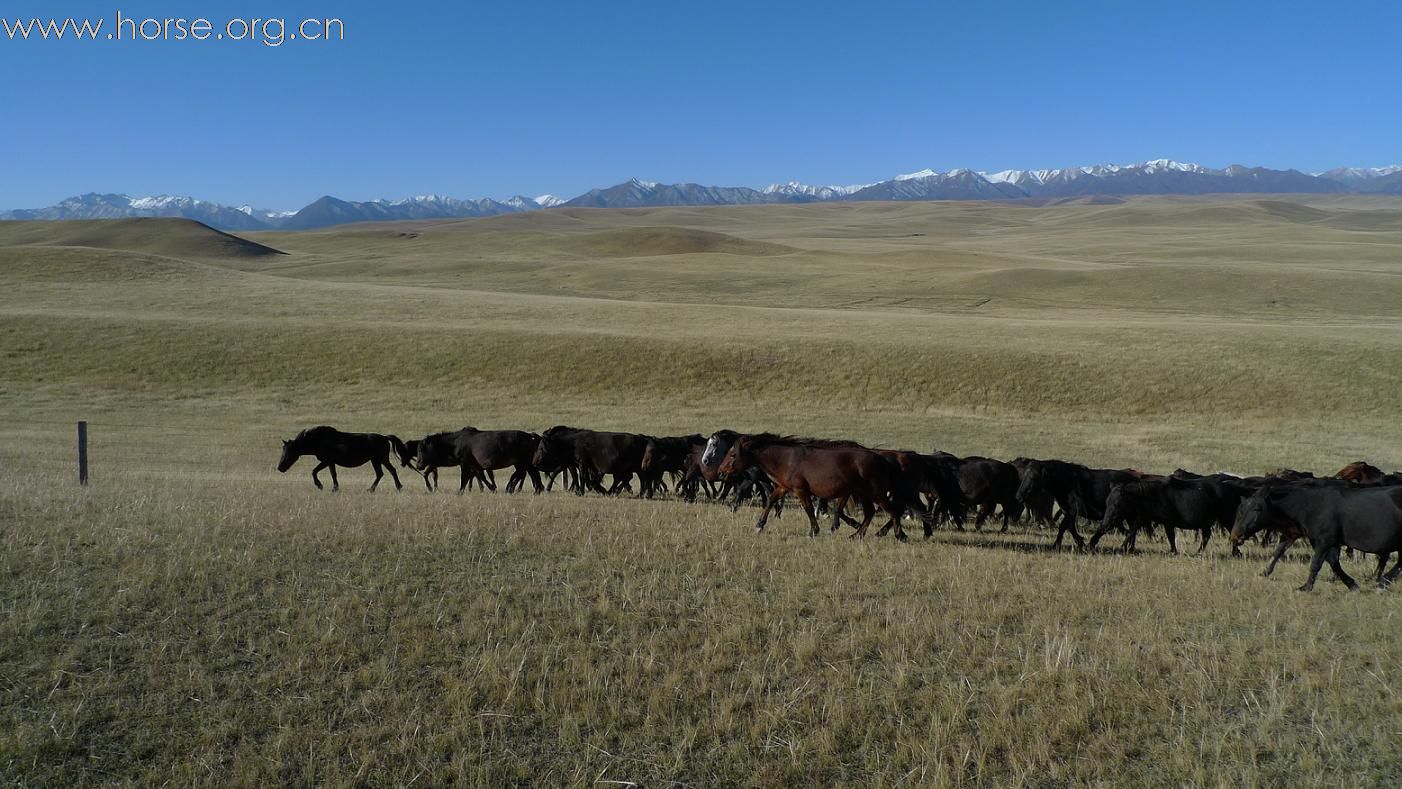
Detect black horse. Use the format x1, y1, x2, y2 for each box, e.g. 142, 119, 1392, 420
1091, 476, 1246, 555
1015, 459, 1139, 549
277, 426, 407, 492
1232, 483, 1402, 591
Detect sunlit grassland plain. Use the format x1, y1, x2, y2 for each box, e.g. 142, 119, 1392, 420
3, 196, 1402, 784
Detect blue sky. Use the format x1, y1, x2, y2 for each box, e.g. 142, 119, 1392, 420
3, 0, 1400, 209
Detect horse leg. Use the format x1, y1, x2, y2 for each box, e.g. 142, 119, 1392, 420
1326, 548, 1360, 591
828, 496, 846, 532
973, 503, 990, 531
586, 469, 610, 496
754, 487, 787, 533
1298, 544, 1333, 592
1375, 553, 1392, 588
1124, 518, 1144, 553
876, 497, 896, 537
914, 493, 937, 536
1196, 528, 1210, 555
311, 461, 328, 490
385, 457, 402, 490
528, 466, 544, 494
1117, 519, 1141, 553
1087, 519, 1118, 552
459, 464, 474, 494
796, 490, 821, 538
1263, 536, 1297, 577
850, 498, 876, 539
875, 491, 908, 542
1383, 553, 1402, 585
368, 459, 384, 491
1165, 526, 1179, 555
830, 496, 860, 532
1053, 511, 1082, 550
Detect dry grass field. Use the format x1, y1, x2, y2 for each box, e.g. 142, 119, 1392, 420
4, 196, 1402, 785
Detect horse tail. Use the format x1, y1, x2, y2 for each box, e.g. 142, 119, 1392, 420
386, 434, 411, 466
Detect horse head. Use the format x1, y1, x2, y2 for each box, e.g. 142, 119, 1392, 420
276, 439, 298, 472
716, 436, 754, 477
1101, 483, 1130, 531
532, 431, 565, 470
1015, 462, 1044, 504
1230, 487, 1276, 547
701, 430, 738, 469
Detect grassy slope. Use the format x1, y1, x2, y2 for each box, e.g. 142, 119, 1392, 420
3, 197, 1402, 784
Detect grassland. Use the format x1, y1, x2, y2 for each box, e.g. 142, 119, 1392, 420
3, 196, 1402, 785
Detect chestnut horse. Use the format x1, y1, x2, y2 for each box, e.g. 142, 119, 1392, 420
716, 434, 917, 540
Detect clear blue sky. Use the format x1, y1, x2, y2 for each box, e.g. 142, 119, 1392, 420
4, 0, 1399, 209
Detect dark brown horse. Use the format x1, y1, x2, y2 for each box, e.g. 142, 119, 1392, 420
277, 425, 407, 492
641, 434, 707, 499
717, 434, 917, 540
417, 428, 542, 494
412, 431, 494, 492
533, 426, 650, 496
456, 428, 544, 494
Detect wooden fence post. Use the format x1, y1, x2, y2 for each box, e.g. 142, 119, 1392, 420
78, 420, 88, 485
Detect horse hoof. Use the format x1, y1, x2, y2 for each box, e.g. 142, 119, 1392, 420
1296, 585, 1312, 592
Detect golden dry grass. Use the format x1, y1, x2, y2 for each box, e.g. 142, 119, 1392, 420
4, 196, 1402, 784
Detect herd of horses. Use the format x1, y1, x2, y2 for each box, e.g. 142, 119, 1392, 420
276, 425, 1402, 593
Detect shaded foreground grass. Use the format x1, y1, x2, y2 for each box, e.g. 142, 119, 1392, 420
4, 472, 1401, 786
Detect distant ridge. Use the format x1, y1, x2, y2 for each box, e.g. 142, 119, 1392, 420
4, 160, 1400, 232
0, 217, 286, 260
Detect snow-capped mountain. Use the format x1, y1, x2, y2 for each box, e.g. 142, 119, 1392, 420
4, 159, 1399, 231
852, 169, 1025, 201
0, 193, 274, 231
276, 194, 544, 230
563, 178, 784, 209
1316, 166, 1402, 184
970, 160, 1342, 198
236, 204, 298, 221
763, 181, 872, 200
0, 192, 562, 231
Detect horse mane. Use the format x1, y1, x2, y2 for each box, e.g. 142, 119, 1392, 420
743, 433, 869, 450
1037, 458, 1090, 474
293, 425, 335, 441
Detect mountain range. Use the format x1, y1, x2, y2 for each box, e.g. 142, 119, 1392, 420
4, 160, 1400, 231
